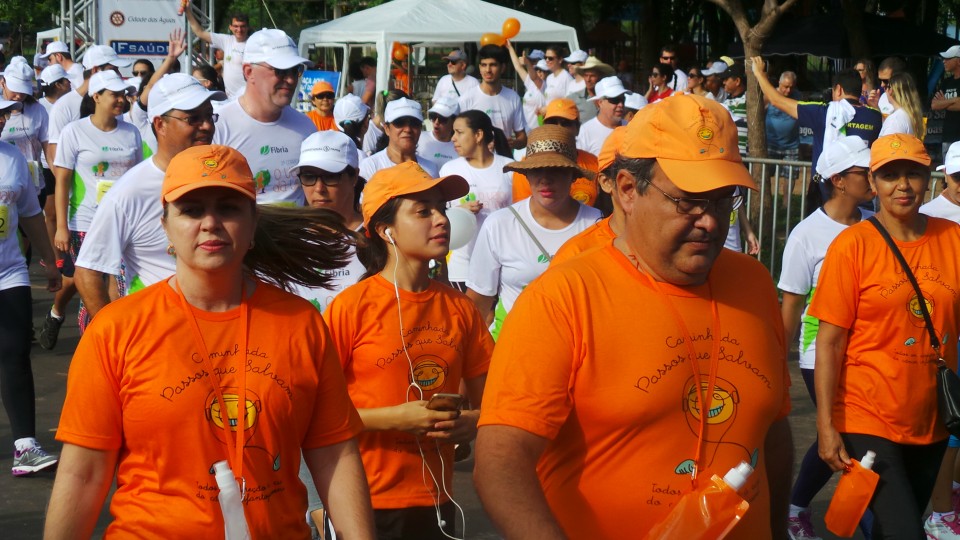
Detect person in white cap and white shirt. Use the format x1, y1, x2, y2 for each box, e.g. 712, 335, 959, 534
567, 56, 615, 124
418, 97, 459, 168
359, 97, 439, 179
41, 71, 142, 345
922, 141, 960, 223
623, 92, 647, 123
777, 135, 874, 540
505, 41, 546, 135
576, 76, 627, 156
0, 61, 50, 197
35, 65, 73, 241
73, 73, 225, 321
933, 46, 960, 160
541, 46, 574, 104
432, 49, 479, 104
458, 45, 527, 150
564, 50, 588, 94
212, 28, 315, 206
40, 41, 83, 89
334, 94, 370, 161
703, 60, 730, 102
185, 6, 250, 98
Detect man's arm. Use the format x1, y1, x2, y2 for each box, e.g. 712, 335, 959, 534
764, 418, 793, 540
74, 267, 111, 319
53, 164, 72, 252
43, 444, 118, 540
474, 425, 567, 539
303, 439, 376, 540
750, 56, 798, 119
20, 212, 61, 292
184, 2, 212, 43
465, 288, 496, 326
511, 129, 527, 150
815, 321, 852, 472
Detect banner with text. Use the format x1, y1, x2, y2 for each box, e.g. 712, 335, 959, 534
98, 0, 181, 67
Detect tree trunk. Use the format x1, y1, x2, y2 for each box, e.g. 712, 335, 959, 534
842, 0, 870, 60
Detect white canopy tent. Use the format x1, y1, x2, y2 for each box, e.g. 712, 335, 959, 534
297, 0, 579, 98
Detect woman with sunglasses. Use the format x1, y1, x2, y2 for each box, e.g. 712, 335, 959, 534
879, 73, 925, 138
506, 41, 546, 133
418, 98, 459, 169
644, 63, 675, 104
685, 67, 715, 101
542, 46, 574, 105
306, 80, 338, 132
359, 97, 439, 180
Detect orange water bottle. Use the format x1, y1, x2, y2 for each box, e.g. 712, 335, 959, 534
825, 451, 879, 537
645, 461, 753, 539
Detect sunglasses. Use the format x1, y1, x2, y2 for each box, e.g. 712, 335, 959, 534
255, 63, 305, 80
428, 114, 453, 123
545, 56, 557, 61
879, 78, 890, 86
389, 117, 421, 129
605, 95, 626, 105
313, 92, 335, 100
132, 70, 150, 77
298, 171, 346, 187
544, 118, 578, 128
661, 55, 675, 61
688, 72, 700, 78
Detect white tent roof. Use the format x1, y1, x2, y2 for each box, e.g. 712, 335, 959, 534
298, 0, 579, 97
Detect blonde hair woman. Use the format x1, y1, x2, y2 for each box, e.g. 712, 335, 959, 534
879, 73, 924, 138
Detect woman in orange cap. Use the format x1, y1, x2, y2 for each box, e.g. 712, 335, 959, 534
306, 80, 338, 132
811, 133, 960, 539
45, 145, 376, 539
324, 161, 493, 539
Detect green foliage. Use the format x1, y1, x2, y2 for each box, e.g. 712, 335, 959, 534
0, 0, 60, 55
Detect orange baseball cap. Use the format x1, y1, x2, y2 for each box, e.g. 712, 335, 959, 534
870, 133, 931, 171
543, 98, 579, 121
361, 161, 468, 234
598, 126, 627, 172
162, 145, 256, 203
311, 80, 334, 96
620, 93, 756, 193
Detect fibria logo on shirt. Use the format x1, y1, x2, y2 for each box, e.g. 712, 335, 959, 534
259, 145, 290, 155
101, 145, 126, 152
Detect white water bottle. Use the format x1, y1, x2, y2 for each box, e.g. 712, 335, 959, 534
214, 460, 251, 540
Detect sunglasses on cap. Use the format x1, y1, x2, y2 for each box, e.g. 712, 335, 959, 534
389, 117, 421, 129
544, 117, 578, 128
313, 92, 335, 100
255, 62, 305, 80
428, 114, 453, 123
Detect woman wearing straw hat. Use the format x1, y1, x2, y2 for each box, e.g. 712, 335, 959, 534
466, 124, 602, 338
45, 144, 376, 539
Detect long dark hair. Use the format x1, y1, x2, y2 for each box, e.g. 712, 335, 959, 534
356, 198, 401, 280
490, 127, 512, 158
457, 109, 494, 146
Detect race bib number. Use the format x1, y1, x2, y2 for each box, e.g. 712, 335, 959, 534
96, 180, 115, 203
0, 205, 9, 239
27, 161, 41, 189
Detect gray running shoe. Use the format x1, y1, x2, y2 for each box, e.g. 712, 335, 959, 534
12, 446, 58, 476
38, 312, 64, 350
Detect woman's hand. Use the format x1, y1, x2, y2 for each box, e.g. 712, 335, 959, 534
54, 227, 70, 253
426, 409, 479, 444
460, 200, 483, 214
168, 28, 187, 59
392, 401, 459, 437
817, 423, 852, 472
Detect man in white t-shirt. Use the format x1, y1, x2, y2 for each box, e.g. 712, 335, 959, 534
458, 44, 527, 150
660, 44, 688, 92
39, 41, 83, 89
432, 49, 479, 104
212, 28, 315, 206
577, 76, 627, 155
360, 98, 439, 179
186, 7, 249, 97
923, 141, 960, 222
564, 50, 588, 94
75, 74, 225, 319
418, 97, 459, 168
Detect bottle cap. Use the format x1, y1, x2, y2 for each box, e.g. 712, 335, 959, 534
722, 460, 754, 491
213, 460, 231, 476
860, 451, 876, 470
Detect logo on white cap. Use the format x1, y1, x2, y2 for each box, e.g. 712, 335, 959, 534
292, 130, 359, 174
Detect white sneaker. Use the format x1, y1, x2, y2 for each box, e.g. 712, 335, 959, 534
926, 513, 960, 539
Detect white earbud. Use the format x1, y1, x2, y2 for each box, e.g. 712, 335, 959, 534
385, 228, 395, 245
440, 520, 447, 528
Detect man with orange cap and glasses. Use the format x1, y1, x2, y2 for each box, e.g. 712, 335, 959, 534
474, 93, 792, 539
306, 80, 338, 132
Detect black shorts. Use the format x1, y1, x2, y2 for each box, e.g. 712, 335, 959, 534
41, 168, 56, 198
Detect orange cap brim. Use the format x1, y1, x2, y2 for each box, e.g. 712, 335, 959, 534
163, 181, 257, 203
655, 157, 757, 193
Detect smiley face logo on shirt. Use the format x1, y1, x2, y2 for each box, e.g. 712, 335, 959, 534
411, 355, 448, 392
907, 291, 934, 328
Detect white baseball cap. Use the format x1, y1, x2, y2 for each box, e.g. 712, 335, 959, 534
147, 73, 226, 121
534, 59, 549, 72
384, 97, 423, 123
88, 70, 136, 96
428, 97, 459, 118
937, 141, 960, 175
527, 49, 545, 61
624, 93, 648, 111
702, 61, 729, 76
243, 28, 312, 69
2, 62, 35, 95
291, 130, 359, 174
588, 76, 628, 102
564, 50, 588, 64
941, 46, 960, 60
126, 77, 143, 95
40, 41, 69, 59
816, 135, 871, 178
82, 45, 133, 69
333, 94, 369, 126
0, 99, 23, 113
9, 56, 28, 67
39, 64, 68, 86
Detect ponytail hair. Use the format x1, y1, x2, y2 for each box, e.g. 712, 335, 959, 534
491, 127, 512, 158
457, 110, 495, 145
356, 198, 401, 280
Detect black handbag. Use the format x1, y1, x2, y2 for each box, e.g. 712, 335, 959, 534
868, 216, 960, 436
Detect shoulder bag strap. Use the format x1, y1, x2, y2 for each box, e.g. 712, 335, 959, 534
509, 206, 552, 262
867, 216, 941, 354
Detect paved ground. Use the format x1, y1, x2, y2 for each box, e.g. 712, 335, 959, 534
1, 263, 861, 539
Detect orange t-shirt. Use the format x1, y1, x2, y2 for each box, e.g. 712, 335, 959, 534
324, 275, 493, 509
306, 110, 338, 132
479, 246, 790, 539
551, 216, 615, 265
808, 217, 960, 444
512, 149, 599, 206
56, 281, 363, 539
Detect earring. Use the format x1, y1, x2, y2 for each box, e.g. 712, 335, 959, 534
249, 240, 255, 249
166, 244, 176, 256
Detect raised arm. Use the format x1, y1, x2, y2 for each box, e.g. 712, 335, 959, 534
184, 1, 212, 43
750, 56, 798, 119
505, 41, 530, 82
139, 29, 188, 108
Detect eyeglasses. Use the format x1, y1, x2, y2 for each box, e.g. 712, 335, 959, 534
605, 95, 626, 105
162, 112, 219, 126
661, 55, 675, 61
132, 70, 151, 77
255, 63, 305, 80
389, 117, 421, 129
298, 171, 346, 187
642, 179, 742, 216
544, 117, 578, 128
688, 72, 700, 78
428, 114, 453, 123
313, 92, 335, 100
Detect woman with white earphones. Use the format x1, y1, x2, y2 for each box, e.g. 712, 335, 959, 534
323, 161, 493, 540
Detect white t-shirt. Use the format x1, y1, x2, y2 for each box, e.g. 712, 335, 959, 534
54, 117, 143, 231
359, 150, 439, 181
567, 78, 586, 94
48, 89, 84, 144
543, 70, 574, 104
66, 63, 84, 89
38, 97, 57, 168
432, 74, 479, 104
458, 85, 526, 137
124, 102, 157, 158
521, 75, 546, 135
362, 119, 382, 157
210, 33, 247, 98
576, 117, 615, 156
777, 207, 872, 369
723, 210, 743, 252
289, 250, 365, 314
879, 108, 914, 137
213, 100, 315, 206
921, 195, 960, 223
439, 155, 514, 281
666, 70, 689, 92
466, 197, 602, 335
878, 92, 895, 115
75, 158, 173, 294
1, 101, 49, 190
417, 131, 457, 168
0, 144, 41, 291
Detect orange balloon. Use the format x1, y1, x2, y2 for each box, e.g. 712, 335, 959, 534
392, 43, 409, 61
502, 18, 521, 39
480, 32, 506, 47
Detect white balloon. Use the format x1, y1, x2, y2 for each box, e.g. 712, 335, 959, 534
447, 206, 478, 250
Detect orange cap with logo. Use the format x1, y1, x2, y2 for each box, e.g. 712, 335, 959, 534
619, 94, 756, 193
598, 126, 627, 172
311, 80, 334, 96
870, 133, 931, 171
161, 145, 256, 203
361, 161, 468, 234
543, 98, 579, 121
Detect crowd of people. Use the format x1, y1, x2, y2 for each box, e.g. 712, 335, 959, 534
1, 9, 960, 540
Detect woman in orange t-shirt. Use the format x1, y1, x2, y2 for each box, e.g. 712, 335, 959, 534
810, 134, 960, 539
324, 161, 493, 539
